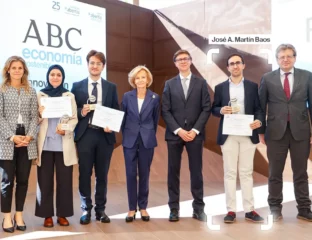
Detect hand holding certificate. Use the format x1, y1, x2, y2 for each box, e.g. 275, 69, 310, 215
222, 114, 254, 136
41, 97, 72, 118
91, 105, 125, 132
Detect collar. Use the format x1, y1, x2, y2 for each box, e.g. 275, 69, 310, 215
88, 77, 102, 86
179, 72, 192, 81
229, 77, 244, 85
280, 68, 294, 76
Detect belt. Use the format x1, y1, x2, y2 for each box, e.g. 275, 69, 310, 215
88, 124, 101, 130
16, 124, 25, 128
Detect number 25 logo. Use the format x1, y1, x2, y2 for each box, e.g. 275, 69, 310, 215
52, 1, 60, 10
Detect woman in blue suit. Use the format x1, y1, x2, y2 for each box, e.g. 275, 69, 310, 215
121, 65, 160, 222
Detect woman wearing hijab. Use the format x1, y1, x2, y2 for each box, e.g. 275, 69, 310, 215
35, 64, 78, 227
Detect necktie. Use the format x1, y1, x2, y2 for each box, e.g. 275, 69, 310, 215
91, 82, 98, 103
90, 82, 98, 124
284, 72, 291, 100
181, 78, 188, 98
284, 72, 291, 121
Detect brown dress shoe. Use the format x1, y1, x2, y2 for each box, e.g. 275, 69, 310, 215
44, 217, 54, 228
57, 217, 69, 226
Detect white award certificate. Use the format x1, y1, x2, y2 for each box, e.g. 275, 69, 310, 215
41, 97, 72, 118
222, 114, 254, 136
92, 105, 125, 132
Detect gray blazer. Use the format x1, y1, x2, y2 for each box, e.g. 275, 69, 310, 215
258, 68, 312, 141
0, 86, 38, 160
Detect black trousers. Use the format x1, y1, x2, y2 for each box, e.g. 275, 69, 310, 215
267, 124, 311, 211
167, 139, 205, 211
123, 135, 154, 211
77, 128, 114, 212
0, 126, 32, 213
35, 151, 73, 218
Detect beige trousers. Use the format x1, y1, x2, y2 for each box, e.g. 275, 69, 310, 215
221, 135, 256, 212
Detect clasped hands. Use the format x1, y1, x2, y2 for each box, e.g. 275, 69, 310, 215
13, 135, 32, 147
177, 129, 197, 142
221, 106, 261, 130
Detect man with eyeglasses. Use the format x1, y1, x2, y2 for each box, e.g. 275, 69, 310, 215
162, 49, 211, 222
259, 43, 312, 222
212, 54, 264, 223
71, 50, 119, 225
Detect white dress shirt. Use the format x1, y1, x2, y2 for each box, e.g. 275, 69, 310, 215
138, 98, 144, 113
280, 68, 294, 94
229, 77, 245, 114
174, 72, 199, 135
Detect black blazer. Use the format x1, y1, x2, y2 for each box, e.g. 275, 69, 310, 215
71, 78, 119, 144
212, 79, 264, 145
161, 74, 211, 141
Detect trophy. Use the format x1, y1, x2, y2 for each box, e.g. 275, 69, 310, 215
59, 114, 70, 131
228, 98, 240, 114
87, 95, 97, 110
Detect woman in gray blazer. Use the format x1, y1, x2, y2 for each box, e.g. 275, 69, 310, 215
0, 56, 38, 233
36, 64, 78, 228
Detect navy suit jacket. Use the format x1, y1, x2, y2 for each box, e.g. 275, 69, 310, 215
212, 79, 264, 145
161, 74, 211, 141
121, 89, 160, 149
71, 78, 119, 144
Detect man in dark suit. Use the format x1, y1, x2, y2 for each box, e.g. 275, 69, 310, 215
259, 43, 312, 222
162, 49, 211, 222
212, 54, 264, 223
71, 50, 119, 225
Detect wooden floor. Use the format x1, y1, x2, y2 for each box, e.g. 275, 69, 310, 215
1, 127, 312, 239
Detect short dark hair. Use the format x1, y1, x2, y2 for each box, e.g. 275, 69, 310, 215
86, 50, 106, 65
173, 49, 192, 62
226, 53, 245, 66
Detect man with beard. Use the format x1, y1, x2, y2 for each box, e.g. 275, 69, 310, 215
212, 54, 264, 223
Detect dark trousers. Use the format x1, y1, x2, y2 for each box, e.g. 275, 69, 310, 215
77, 128, 114, 212
35, 151, 73, 218
123, 135, 154, 211
167, 139, 205, 211
0, 126, 32, 213
267, 124, 311, 211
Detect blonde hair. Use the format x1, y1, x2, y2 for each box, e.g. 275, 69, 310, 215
128, 65, 153, 88
1, 56, 31, 92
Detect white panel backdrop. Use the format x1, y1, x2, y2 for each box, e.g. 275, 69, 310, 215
0, 0, 106, 91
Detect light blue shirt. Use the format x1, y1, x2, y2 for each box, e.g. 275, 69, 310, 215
229, 78, 245, 114
43, 118, 63, 152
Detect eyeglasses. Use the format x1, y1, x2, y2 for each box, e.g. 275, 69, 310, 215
277, 55, 294, 60
228, 61, 243, 67
89, 62, 103, 66
175, 57, 191, 63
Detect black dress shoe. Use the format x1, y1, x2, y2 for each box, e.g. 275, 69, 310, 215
14, 215, 26, 231
297, 209, 312, 222
80, 211, 91, 225
95, 211, 110, 223
2, 219, 14, 233
192, 210, 207, 222
125, 211, 136, 223
15, 221, 26, 231
169, 209, 179, 222
139, 209, 150, 222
